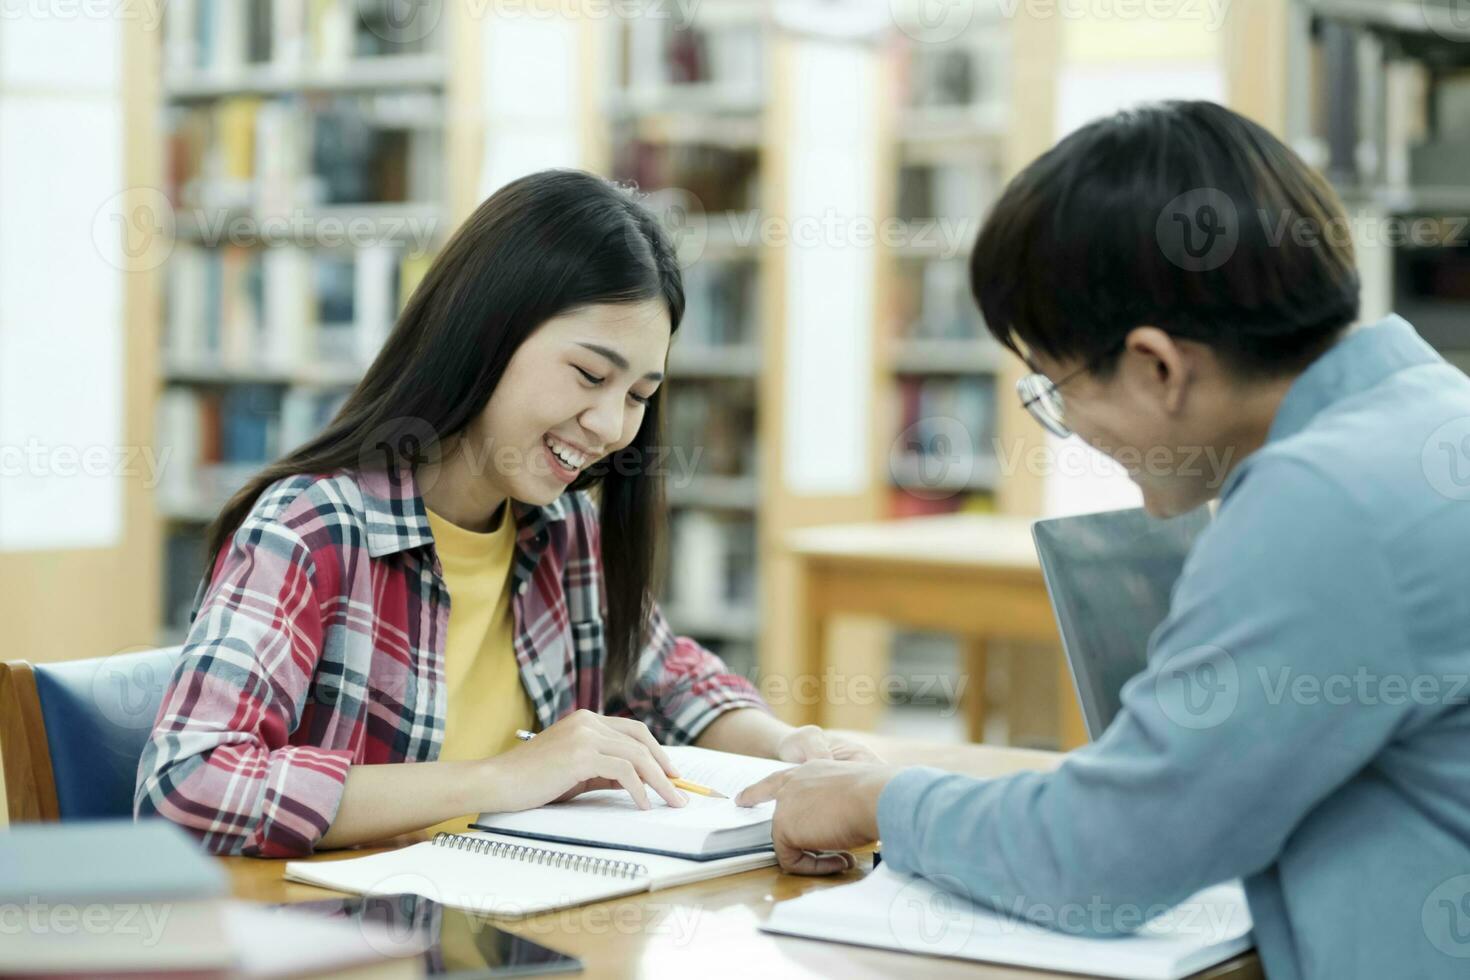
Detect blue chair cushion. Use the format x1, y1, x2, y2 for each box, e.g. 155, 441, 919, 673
32, 647, 184, 820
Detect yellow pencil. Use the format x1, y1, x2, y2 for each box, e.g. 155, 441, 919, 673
515, 729, 724, 798
672, 778, 724, 799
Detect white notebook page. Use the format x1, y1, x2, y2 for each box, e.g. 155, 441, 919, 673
285, 840, 642, 917
764, 866, 1253, 980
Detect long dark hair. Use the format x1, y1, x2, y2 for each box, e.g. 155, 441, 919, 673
205, 169, 685, 694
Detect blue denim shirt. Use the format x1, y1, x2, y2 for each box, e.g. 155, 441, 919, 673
877, 315, 1470, 979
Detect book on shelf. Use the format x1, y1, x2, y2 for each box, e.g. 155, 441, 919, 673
164, 0, 440, 77
667, 511, 757, 616
167, 93, 443, 212
615, 140, 762, 214
890, 258, 992, 342
665, 384, 758, 479
894, 374, 997, 471
898, 27, 1010, 112
896, 160, 996, 224
156, 386, 349, 507
165, 241, 409, 374
621, 14, 764, 106
678, 261, 759, 348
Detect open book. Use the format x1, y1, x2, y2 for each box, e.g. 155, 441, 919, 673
470, 745, 794, 860
763, 865, 1254, 980
284, 831, 776, 918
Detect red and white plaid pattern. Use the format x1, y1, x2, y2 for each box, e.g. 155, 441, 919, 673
135, 466, 766, 856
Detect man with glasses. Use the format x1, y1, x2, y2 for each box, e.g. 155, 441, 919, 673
738, 101, 1470, 979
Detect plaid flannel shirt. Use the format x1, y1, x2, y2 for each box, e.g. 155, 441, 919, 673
134, 466, 767, 857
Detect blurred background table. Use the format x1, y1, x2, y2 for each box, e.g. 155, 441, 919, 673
787, 515, 1088, 750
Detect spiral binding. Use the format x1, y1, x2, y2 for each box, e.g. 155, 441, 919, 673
432, 832, 649, 880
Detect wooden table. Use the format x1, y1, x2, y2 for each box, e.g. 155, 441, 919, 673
788, 514, 1088, 749
221, 733, 1259, 980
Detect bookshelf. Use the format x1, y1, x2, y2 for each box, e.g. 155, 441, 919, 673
1234, 0, 1470, 374
603, 2, 770, 675
154, 0, 453, 642
882, 14, 1012, 521
867, 11, 1017, 735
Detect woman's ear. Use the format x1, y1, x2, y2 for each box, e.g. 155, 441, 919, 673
1124, 326, 1191, 414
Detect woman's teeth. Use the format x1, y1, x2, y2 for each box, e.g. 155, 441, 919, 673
545, 436, 587, 471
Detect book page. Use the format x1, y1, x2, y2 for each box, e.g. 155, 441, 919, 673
764, 866, 1253, 980
664, 745, 794, 799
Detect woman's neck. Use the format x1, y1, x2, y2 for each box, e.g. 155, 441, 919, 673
417, 443, 509, 533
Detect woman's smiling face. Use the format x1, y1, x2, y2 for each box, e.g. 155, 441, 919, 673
461, 299, 672, 506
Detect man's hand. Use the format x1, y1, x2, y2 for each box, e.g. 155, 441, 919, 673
736, 761, 902, 875
774, 725, 884, 764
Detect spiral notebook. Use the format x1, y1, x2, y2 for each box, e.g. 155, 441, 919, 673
284, 831, 777, 918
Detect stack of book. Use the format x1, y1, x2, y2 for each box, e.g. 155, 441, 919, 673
1, 818, 424, 978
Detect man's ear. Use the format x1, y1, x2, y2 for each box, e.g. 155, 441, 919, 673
1124, 326, 1190, 413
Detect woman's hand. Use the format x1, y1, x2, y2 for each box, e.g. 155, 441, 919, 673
775, 724, 884, 764
478, 710, 688, 813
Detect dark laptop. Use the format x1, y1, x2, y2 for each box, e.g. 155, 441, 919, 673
1032, 506, 1212, 739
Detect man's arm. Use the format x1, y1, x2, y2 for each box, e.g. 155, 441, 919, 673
745, 457, 1416, 933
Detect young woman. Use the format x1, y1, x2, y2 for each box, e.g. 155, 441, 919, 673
136, 169, 875, 858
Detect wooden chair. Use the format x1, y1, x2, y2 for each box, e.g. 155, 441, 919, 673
0, 647, 182, 823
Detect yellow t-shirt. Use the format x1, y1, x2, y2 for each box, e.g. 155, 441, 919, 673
424, 504, 537, 838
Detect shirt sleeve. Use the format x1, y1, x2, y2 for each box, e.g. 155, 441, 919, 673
133, 516, 353, 857
875, 456, 1414, 936
617, 600, 770, 745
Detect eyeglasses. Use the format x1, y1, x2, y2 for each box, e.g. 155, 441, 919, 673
1015, 341, 1126, 439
